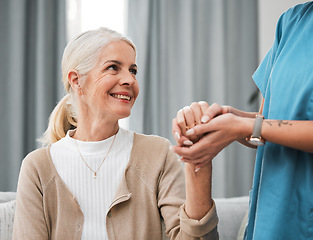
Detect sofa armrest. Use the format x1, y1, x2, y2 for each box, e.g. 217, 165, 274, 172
215, 196, 249, 240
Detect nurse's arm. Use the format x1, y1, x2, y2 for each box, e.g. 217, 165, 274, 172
234, 98, 313, 153
261, 119, 313, 153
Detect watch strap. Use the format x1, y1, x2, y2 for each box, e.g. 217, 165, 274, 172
246, 114, 265, 146
251, 114, 264, 138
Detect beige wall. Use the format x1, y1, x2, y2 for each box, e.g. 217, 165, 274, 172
258, 0, 309, 62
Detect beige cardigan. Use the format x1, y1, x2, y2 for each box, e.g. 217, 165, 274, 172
13, 133, 218, 240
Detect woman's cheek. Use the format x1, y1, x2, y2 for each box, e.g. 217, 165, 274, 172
134, 82, 140, 99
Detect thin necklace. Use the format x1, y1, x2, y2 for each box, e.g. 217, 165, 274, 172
74, 134, 117, 179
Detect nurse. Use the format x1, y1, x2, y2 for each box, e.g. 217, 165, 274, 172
172, 2, 313, 240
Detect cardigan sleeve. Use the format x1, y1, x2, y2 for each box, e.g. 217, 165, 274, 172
12, 150, 49, 240
157, 141, 219, 239
179, 202, 219, 239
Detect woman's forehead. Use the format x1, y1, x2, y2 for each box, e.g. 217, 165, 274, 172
97, 40, 136, 63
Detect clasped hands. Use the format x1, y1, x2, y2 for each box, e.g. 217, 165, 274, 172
171, 101, 239, 170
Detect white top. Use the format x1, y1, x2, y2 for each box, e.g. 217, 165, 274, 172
50, 127, 133, 240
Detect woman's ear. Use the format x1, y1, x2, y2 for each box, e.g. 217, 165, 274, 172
68, 70, 79, 89
68, 70, 84, 95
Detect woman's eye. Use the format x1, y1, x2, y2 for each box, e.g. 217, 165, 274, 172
130, 68, 137, 75
107, 65, 119, 71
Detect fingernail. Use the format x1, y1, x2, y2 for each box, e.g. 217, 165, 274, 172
174, 131, 180, 140
183, 140, 193, 146
177, 157, 182, 162
201, 115, 210, 123
195, 167, 201, 173
186, 129, 195, 136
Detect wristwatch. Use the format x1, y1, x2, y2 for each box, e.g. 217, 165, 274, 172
246, 114, 265, 146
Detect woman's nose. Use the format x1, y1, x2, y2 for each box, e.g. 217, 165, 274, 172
119, 71, 136, 85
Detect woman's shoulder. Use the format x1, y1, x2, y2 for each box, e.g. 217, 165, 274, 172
23, 147, 50, 166
133, 132, 171, 147
21, 147, 55, 185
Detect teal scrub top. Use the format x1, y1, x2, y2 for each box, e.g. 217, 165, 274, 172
245, 2, 313, 239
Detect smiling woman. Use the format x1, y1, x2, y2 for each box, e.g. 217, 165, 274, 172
12, 27, 219, 240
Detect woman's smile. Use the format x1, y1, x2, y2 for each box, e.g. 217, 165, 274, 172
110, 91, 132, 102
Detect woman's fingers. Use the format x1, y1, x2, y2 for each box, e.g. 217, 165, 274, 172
172, 118, 181, 143
172, 118, 193, 146
183, 106, 196, 130
201, 103, 224, 123
183, 106, 200, 143
174, 113, 194, 147
190, 102, 203, 125
176, 105, 199, 144
176, 109, 187, 137
198, 101, 210, 115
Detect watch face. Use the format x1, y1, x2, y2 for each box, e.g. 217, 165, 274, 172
248, 137, 265, 146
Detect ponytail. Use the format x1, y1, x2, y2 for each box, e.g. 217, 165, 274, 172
39, 94, 77, 146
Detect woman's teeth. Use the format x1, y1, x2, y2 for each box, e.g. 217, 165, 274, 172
111, 94, 131, 101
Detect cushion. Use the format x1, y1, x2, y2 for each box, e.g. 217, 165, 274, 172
215, 196, 249, 240
0, 200, 16, 240
0, 192, 16, 203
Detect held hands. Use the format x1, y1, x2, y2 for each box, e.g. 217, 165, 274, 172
174, 101, 211, 146
172, 102, 243, 169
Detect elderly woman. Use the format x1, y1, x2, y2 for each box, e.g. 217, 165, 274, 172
12, 28, 218, 240
172, 2, 313, 240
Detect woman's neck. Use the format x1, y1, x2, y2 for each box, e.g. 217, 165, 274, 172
73, 119, 119, 142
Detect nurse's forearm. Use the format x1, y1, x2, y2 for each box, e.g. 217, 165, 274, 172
261, 120, 313, 153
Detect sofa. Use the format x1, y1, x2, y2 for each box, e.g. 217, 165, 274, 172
0, 191, 248, 240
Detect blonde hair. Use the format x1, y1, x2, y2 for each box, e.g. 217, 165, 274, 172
39, 27, 136, 146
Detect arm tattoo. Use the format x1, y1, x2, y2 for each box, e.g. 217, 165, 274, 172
278, 120, 292, 127
266, 120, 292, 127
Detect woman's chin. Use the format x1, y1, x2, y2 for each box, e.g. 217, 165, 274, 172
116, 111, 131, 120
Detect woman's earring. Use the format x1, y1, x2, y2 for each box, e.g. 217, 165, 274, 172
78, 86, 84, 95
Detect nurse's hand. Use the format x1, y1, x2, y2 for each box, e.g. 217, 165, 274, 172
173, 113, 252, 168
172, 102, 249, 169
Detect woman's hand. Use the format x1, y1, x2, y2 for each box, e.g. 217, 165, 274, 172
172, 101, 210, 146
